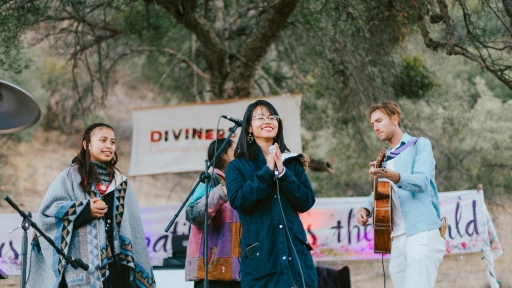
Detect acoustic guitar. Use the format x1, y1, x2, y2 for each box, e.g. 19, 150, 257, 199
373, 148, 392, 254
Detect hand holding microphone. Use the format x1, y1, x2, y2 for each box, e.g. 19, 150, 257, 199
268, 144, 283, 176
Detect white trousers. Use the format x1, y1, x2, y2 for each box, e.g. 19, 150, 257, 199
388, 229, 445, 288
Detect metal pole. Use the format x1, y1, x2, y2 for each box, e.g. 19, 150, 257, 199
20, 213, 31, 288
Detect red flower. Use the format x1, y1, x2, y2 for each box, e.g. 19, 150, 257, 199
461, 242, 467, 249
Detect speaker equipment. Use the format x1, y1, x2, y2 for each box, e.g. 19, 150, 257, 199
161, 234, 189, 269
171, 234, 189, 259
0, 79, 41, 134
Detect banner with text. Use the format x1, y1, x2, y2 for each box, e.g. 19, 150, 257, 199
0, 190, 502, 276
129, 94, 303, 176
298, 189, 502, 261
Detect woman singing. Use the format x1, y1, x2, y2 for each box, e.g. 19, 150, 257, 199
225, 100, 318, 288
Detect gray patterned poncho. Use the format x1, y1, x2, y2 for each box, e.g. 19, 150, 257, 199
26, 165, 155, 288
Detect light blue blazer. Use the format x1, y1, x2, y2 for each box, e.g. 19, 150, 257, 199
363, 133, 442, 237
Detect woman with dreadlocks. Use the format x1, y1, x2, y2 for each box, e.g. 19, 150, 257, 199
27, 123, 155, 288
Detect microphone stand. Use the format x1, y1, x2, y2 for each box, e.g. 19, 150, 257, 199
164, 123, 239, 288
3, 196, 92, 288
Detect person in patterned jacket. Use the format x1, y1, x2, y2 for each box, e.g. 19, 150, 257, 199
27, 123, 155, 288
185, 138, 241, 288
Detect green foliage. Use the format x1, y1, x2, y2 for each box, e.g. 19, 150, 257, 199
39, 59, 70, 94
275, 0, 418, 131
450, 57, 511, 104
121, 3, 176, 46
38, 58, 80, 132
0, 51, 46, 141
1, 0, 511, 197
0, 0, 44, 73
392, 55, 437, 100
114, 3, 207, 104
306, 47, 512, 197
401, 76, 512, 194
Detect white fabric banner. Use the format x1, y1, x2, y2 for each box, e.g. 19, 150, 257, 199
0, 190, 502, 286
129, 94, 303, 176
299, 189, 502, 261
0, 213, 27, 276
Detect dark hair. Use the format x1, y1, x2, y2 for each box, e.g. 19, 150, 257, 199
208, 138, 235, 171
235, 99, 289, 159
74, 123, 118, 195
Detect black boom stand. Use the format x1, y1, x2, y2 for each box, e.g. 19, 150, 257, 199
164, 123, 239, 288
4, 196, 92, 288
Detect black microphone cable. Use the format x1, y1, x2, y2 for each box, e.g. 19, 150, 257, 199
272, 157, 306, 288
382, 253, 386, 288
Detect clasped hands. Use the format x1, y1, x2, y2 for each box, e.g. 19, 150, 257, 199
267, 143, 284, 175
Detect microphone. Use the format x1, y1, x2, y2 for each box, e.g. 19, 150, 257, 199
221, 115, 243, 126
268, 146, 279, 176
72, 257, 95, 274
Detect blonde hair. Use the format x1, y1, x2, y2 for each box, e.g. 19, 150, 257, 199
368, 101, 402, 125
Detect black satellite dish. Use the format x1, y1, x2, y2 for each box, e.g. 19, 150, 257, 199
0, 80, 41, 134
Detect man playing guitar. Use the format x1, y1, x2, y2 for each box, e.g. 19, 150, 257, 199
356, 101, 445, 288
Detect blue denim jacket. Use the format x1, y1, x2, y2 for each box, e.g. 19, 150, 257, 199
363, 133, 442, 237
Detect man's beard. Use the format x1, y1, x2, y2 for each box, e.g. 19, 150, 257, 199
379, 132, 393, 143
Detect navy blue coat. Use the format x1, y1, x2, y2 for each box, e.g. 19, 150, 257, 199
226, 148, 318, 288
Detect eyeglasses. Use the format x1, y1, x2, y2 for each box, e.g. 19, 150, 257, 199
252, 115, 280, 122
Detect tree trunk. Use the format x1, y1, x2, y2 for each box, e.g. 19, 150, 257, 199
224, 0, 300, 99
149, 0, 300, 100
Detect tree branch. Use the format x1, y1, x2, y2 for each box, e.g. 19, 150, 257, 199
309, 158, 334, 173
237, 0, 300, 66
223, 0, 264, 29
68, 33, 120, 60
233, 53, 282, 93
410, 0, 512, 90
114, 46, 210, 81
484, 0, 512, 37
4, 0, 32, 10
457, 0, 512, 89
57, 8, 124, 36
227, 0, 300, 98
314, 0, 329, 17
0, 0, 14, 9
147, 0, 228, 78
436, 0, 455, 54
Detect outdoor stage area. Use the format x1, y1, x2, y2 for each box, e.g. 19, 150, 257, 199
0, 122, 508, 288
0, 193, 509, 287
0, 251, 509, 287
